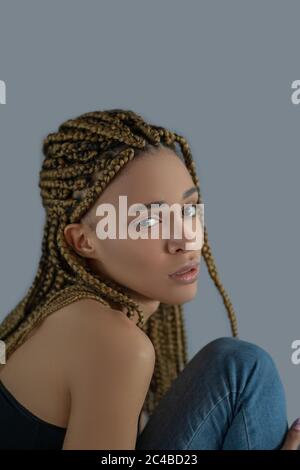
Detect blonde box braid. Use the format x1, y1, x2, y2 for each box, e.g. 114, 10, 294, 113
0, 109, 238, 416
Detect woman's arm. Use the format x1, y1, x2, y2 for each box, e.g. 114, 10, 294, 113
60, 300, 155, 450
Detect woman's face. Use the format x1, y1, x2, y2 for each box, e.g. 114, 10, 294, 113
65, 148, 203, 315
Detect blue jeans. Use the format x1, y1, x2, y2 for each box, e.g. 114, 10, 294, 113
135, 337, 289, 450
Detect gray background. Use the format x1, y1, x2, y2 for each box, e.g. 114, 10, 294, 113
0, 1, 299, 424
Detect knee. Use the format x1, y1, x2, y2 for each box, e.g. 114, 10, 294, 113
201, 337, 287, 422
201, 336, 277, 376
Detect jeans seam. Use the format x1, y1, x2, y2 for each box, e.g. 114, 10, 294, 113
186, 390, 240, 449
241, 405, 251, 450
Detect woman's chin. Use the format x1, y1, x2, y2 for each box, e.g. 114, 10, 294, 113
163, 283, 198, 305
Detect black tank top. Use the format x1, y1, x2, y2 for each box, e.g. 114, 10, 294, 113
0, 379, 144, 449
0, 380, 67, 449
0, 288, 144, 448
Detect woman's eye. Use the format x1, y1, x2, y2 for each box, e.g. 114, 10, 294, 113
134, 204, 199, 231
136, 217, 160, 231
182, 203, 198, 218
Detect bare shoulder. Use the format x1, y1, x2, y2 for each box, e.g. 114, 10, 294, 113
60, 298, 154, 353
55, 298, 155, 449
48, 298, 156, 381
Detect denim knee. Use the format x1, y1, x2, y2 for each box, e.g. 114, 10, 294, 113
201, 336, 279, 381
204, 336, 273, 361
201, 338, 288, 450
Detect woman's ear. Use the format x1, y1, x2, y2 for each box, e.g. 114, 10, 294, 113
63, 223, 96, 259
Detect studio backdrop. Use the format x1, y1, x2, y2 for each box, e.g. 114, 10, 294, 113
0, 0, 299, 424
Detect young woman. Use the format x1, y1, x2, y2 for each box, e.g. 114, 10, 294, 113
0, 109, 299, 450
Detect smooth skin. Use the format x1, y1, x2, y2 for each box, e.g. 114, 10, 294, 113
64, 148, 204, 325
0, 148, 201, 449
61, 299, 156, 449
0, 148, 299, 449
0, 298, 155, 449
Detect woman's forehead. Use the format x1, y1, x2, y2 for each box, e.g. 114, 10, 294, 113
80, 147, 196, 228
99, 149, 193, 202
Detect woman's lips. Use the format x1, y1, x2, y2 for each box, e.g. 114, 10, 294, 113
168, 262, 200, 284
169, 260, 200, 276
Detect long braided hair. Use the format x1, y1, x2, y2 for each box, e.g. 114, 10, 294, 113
0, 109, 238, 416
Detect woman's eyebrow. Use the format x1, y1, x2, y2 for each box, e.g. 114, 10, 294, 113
130, 187, 198, 212
182, 186, 198, 199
